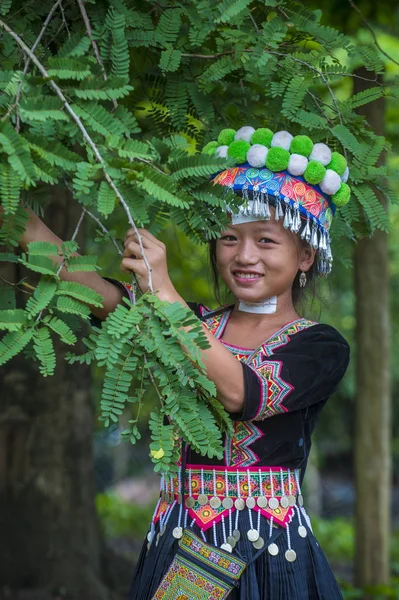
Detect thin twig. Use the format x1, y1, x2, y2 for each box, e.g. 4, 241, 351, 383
0, 277, 33, 294
14, 0, 63, 131
348, 0, 399, 67
55, 208, 86, 277
76, 0, 118, 109
58, 1, 70, 39
83, 208, 123, 257
0, 16, 154, 294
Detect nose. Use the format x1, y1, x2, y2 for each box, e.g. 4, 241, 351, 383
235, 239, 259, 265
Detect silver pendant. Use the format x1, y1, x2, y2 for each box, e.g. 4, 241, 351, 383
280, 496, 289, 509
197, 494, 208, 506
232, 529, 241, 541
220, 542, 232, 553
222, 497, 234, 509
246, 497, 256, 509
147, 531, 153, 543
234, 498, 245, 511
160, 524, 166, 536
186, 496, 195, 508
247, 528, 259, 542
285, 549, 297, 562
288, 494, 296, 507
268, 497, 279, 510
298, 494, 304, 507
257, 496, 267, 508
268, 543, 279, 556
253, 536, 265, 550
227, 535, 236, 548
177, 493, 182, 505
172, 526, 183, 539
298, 525, 307, 538
210, 496, 221, 509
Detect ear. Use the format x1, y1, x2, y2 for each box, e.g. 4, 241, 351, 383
298, 244, 316, 273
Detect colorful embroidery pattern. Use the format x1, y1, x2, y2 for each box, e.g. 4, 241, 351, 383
224, 421, 262, 467
153, 530, 245, 600
212, 166, 334, 231
200, 308, 315, 461
153, 466, 298, 530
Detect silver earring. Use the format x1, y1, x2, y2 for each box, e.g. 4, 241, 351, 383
299, 271, 307, 288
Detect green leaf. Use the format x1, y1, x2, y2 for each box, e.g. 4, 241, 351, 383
26, 241, 59, 256
44, 316, 77, 345
159, 47, 182, 73
47, 57, 92, 80
19, 97, 69, 122
19, 253, 59, 276
67, 255, 101, 272
56, 296, 91, 318
55, 281, 104, 307
97, 181, 116, 217
25, 277, 58, 317
0, 162, 21, 214
33, 326, 56, 376
0, 309, 28, 331
0, 328, 34, 365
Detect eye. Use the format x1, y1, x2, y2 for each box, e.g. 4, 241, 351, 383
259, 237, 275, 244
220, 235, 237, 241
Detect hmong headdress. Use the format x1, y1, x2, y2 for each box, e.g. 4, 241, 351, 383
203, 126, 351, 276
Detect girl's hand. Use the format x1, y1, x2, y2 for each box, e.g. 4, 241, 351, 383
121, 228, 177, 300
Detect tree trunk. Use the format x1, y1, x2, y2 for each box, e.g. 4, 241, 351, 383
354, 68, 391, 588
0, 190, 130, 599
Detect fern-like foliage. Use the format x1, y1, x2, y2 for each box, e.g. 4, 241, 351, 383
0, 0, 396, 472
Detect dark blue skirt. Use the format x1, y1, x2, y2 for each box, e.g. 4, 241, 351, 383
128, 505, 343, 600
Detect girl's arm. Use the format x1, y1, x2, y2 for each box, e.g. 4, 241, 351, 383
17, 208, 124, 320
122, 228, 245, 414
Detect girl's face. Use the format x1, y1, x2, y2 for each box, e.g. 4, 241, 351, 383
216, 213, 315, 304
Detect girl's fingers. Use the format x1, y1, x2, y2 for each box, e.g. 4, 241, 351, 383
123, 240, 142, 258
123, 228, 164, 250
120, 257, 147, 273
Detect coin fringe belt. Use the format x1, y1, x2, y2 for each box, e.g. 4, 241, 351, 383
147, 465, 312, 562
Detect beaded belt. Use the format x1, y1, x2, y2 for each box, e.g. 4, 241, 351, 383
154, 465, 304, 532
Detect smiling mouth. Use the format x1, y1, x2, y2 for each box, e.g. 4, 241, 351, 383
233, 271, 264, 279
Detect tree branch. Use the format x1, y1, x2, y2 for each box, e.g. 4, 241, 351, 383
348, 0, 399, 67
15, 0, 63, 132
0, 17, 154, 294
76, 0, 118, 109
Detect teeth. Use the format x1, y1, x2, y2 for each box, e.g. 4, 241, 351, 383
234, 272, 262, 279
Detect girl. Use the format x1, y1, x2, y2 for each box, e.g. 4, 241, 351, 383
15, 127, 350, 599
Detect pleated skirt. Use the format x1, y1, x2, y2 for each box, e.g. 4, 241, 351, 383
128, 504, 343, 600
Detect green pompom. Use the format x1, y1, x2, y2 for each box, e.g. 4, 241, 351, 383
227, 140, 251, 164
290, 135, 313, 157
332, 183, 351, 207
327, 152, 347, 176
265, 147, 290, 172
217, 129, 236, 146
251, 128, 273, 147
202, 141, 218, 155
304, 160, 326, 184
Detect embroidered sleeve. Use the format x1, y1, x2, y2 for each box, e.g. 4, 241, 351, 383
232, 325, 350, 422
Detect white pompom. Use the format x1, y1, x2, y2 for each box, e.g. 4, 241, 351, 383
319, 169, 341, 195
247, 144, 268, 168
271, 130, 293, 151
341, 166, 349, 183
287, 153, 308, 176
308, 143, 331, 166
216, 145, 228, 158
234, 126, 256, 142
